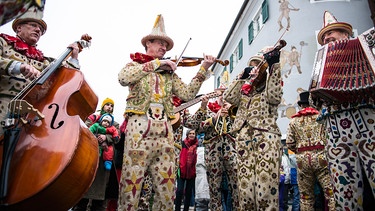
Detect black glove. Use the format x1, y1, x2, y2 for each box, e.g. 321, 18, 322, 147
240, 66, 254, 79
263, 51, 280, 67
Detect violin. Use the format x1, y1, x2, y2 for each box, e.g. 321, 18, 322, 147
244, 40, 287, 88
168, 56, 229, 67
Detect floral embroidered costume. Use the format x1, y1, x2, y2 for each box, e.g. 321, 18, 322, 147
0, 7, 79, 136
223, 50, 283, 210
286, 91, 335, 210
312, 11, 375, 210
117, 14, 213, 211
183, 98, 239, 210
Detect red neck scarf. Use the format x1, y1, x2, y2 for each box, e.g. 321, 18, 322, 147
0, 33, 44, 62
291, 107, 319, 118
130, 52, 155, 64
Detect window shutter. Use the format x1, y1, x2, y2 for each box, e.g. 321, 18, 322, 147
262, 0, 269, 23
239, 39, 243, 59
248, 21, 254, 44
230, 55, 234, 73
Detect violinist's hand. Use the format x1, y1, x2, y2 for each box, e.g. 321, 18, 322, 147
20, 63, 41, 80
200, 95, 209, 110
201, 54, 216, 70
68, 42, 80, 59
158, 59, 177, 73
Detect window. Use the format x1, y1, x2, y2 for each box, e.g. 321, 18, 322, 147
230, 39, 243, 72
248, 21, 254, 44
262, 0, 269, 23
248, 0, 268, 44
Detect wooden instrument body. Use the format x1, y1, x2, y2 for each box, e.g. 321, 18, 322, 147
0, 66, 99, 210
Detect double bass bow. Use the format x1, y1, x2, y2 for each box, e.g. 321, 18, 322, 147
0, 34, 99, 211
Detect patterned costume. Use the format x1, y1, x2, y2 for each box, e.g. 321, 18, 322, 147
117, 14, 212, 211
184, 105, 239, 210
312, 11, 375, 210
286, 92, 335, 211
0, 8, 79, 137
223, 53, 283, 211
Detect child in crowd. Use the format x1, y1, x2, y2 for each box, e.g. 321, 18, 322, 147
89, 113, 119, 170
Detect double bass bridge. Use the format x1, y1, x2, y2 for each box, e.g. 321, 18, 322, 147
6, 100, 45, 126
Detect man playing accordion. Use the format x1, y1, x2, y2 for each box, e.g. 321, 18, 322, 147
311, 11, 375, 210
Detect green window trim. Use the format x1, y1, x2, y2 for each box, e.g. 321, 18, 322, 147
248, 21, 254, 44
230, 55, 234, 73
262, 0, 269, 23
239, 39, 243, 59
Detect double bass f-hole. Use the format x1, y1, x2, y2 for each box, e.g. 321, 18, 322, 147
48, 103, 64, 129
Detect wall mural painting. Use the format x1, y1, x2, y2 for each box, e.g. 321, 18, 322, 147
278, 0, 300, 32
280, 41, 307, 78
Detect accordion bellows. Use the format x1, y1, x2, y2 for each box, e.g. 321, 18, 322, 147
309, 27, 375, 105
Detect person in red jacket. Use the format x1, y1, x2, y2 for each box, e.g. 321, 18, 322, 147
175, 129, 198, 211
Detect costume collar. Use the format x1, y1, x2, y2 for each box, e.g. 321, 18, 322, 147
0, 33, 44, 62
130, 52, 155, 64
291, 107, 319, 118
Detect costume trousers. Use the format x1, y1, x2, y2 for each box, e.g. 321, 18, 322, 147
296, 150, 335, 211
326, 108, 375, 210
118, 114, 175, 211
204, 137, 239, 210
236, 130, 280, 211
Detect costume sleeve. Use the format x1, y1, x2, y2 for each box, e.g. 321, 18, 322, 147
265, 63, 283, 105
223, 79, 245, 106
171, 66, 211, 102
118, 60, 161, 86
0, 37, 49, 76
183, 107, 209, 130
285, 119, 297, 152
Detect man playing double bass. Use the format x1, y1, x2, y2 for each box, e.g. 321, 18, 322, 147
0, 6, 82, 136
117, 14, 216, 210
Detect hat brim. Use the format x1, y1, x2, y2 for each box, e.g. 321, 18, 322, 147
317, 22, 352, 45
12, 18, 47, 34
297, 100, 309, 106
247, 55, 263, 66
141, 35, 174, 51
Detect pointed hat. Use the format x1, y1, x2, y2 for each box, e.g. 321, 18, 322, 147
141, 14, 174, 51
317, 11, 352, 45
12, 6, 47, 34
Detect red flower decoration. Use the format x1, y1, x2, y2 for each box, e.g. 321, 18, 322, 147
240, 83, 253, 95
172, 95, 183, 107
208, 101, 221, 113
0, 33, 44, 61
130, 52, 155, 64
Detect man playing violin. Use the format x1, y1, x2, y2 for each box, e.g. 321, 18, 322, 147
0, 6, 81, 137
223, 46, 283, 211
117, 14, 215, 210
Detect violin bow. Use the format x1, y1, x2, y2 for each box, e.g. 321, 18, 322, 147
175, 37, 192, 66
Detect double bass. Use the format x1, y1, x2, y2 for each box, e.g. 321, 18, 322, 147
0, 35, 99, 210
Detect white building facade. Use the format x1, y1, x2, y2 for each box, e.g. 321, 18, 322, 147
212, 0, 374, 135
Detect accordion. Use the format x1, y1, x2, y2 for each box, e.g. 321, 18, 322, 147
309, 27, 375, 105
